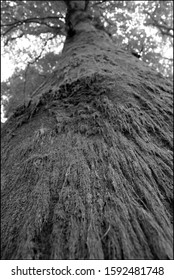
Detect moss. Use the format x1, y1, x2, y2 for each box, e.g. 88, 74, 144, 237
1, 29, 173, 260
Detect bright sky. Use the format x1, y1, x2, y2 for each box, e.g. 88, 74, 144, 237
1, 55, 16, 122
1, 56, 16, 82
1, 35, 64, 82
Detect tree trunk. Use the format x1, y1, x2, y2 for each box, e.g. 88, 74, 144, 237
1, 1, 173, 260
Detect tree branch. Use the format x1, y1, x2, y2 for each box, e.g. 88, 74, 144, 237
22, 34, 56, 99
144, 11, 173, 38
1, 16, 64, 27
2, 16, 65, 38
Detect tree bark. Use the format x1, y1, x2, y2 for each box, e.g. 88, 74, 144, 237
1, 1, 173, 260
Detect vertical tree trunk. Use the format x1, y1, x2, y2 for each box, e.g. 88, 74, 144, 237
1, 1, 173, 259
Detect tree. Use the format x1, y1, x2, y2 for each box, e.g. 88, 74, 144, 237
1, 0, 173, 260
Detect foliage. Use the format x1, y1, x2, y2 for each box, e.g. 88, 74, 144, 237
1, 52, 61, 118
1, 0, 173, 119
97, 1, 173, 76
1, 0, 66, 43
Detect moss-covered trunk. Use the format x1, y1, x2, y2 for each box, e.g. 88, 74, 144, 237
1, 1, 173, 259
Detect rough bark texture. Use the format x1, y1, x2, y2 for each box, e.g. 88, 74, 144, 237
1, 1, 173, 259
